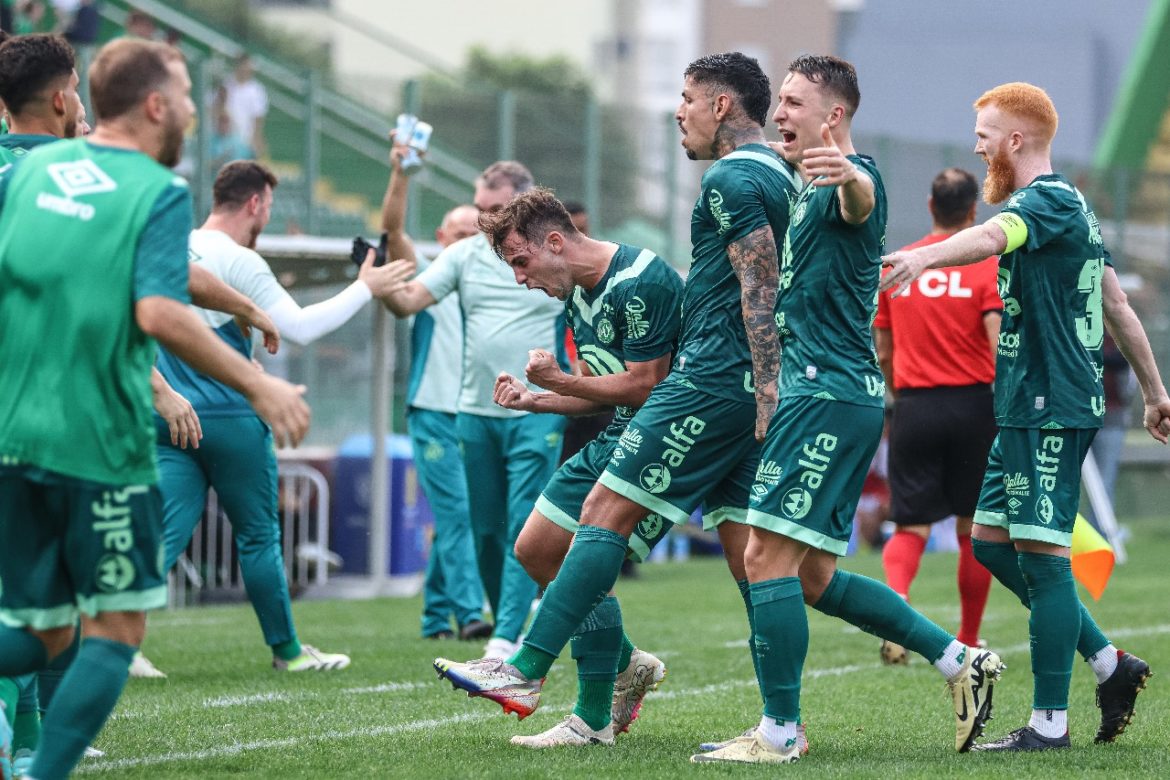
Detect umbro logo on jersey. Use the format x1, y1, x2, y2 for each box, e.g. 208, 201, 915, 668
37, 160, 117, 221
49, 159, 117, 198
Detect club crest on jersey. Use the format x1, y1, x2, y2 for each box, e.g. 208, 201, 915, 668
596, 318, 615, 344
707, 189, 732, 235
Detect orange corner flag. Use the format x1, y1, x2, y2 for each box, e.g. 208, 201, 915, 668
1071, 513, 1115, 601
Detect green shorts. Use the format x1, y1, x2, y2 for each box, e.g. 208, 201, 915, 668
973, 428, 1095, 547
537, 433, 672, 562
0, 464, 167, 629
599, 377, 760, 531
745, 396, 884, 556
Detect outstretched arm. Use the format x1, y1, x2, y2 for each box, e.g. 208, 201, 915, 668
1101, 266, 1170, 443
728, 224, 780, 441
882, 221, 1008, 297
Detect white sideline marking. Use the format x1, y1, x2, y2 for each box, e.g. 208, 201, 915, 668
77, 713, 489, 773
83, 622, 1170, 771
205, 692, 292, 708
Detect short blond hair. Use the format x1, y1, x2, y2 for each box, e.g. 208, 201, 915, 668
974, 82, 1058, 144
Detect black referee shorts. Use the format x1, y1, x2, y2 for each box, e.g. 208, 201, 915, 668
888, 383, 997, 525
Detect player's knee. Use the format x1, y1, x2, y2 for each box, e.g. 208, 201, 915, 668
513, 536, 554, 586
32, 625, 77, 660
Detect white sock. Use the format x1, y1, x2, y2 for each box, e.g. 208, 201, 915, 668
1088, 644, 1119, 684
934, 640, 968, 680
1029, 708, 1067, 738
756, 715, 799, 750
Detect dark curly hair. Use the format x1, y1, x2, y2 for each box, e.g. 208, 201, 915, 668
0, 34, 76, 116
684, 52, 771, 126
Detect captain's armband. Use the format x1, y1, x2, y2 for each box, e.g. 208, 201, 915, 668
988, 212, 1028, 253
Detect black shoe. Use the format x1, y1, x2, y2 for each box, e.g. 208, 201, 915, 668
424, 630, 455, 640
1095, 651, 1152, 743
459, 619, 493, 641
973, 726, 1070, 752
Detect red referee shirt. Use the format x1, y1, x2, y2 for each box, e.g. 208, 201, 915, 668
874, 233, 1002, 390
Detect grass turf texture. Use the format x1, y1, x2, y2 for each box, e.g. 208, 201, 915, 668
80, 516, 1169, 778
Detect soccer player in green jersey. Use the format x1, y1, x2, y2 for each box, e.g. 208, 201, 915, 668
698, 55, 1005, 765
883, 82, 1170, 752
432, 52, 805, 755
0, 38, 309, 780
436, 187, 682, 747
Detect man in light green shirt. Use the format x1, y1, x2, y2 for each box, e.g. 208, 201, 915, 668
381, 161, 567, 658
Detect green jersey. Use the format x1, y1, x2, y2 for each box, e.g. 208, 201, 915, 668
675, 143, 801, 402
995, 174, 1107, 428
777, 154, 887, 407
0, 133, 58, 174
566, 243, 684, 432
0, 139, 192, 485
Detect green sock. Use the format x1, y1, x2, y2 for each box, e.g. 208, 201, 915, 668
13, 710, 40, 753
737, 578, 765, 703
1018, 552, 1080, 709
272, 639, 303, 662
30, 637, 136, 780
973, 539, 1111, 658
752, 577, 806, 722
0, 627, 48, 677
813, 570, 953, 662
570, 596, 623, 730
617, 632, 635, 673
37, 629, 78, 715
510, 525, 628, 680
0, 677, 17, 728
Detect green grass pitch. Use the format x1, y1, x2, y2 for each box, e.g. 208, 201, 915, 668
79, 516, 1169, 778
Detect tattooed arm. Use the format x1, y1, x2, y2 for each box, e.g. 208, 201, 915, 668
728, 224, 781, 441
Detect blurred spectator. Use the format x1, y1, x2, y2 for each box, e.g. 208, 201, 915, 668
124, 8, 156, 39
12, 1, 45, 34
223, 53, 268, 158
60, 0, 96, 45
211, 83, 251, 167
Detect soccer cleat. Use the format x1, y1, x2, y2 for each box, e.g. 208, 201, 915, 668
699, 724, 809, 755
433, 656, 543, 720
880, 639, 910, 666
690, 731, 801, 764
482, 637, 519, 660
510, 713, 615, 748
273, 645, 351, 672
459, 619, 494, 641
1094, 651, 1152, 743
948, 647, 1005, 752
129, 650, 167, 678
972, 726, 1069, 752
611, 648, 666, 734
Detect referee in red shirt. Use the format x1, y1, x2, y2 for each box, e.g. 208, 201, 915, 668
873, 168, 1001, 664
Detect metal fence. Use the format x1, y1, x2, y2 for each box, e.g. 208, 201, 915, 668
168, 462, 332, 608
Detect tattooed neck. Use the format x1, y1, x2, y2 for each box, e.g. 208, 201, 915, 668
713, 122, 765, 159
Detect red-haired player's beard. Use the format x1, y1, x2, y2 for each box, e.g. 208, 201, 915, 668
982, 150, 1016, 205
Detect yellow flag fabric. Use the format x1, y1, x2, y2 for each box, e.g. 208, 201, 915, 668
1071, 513, 1115, 601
